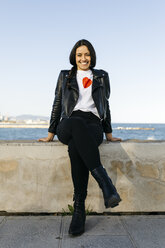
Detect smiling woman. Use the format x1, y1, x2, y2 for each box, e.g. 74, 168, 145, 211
75, 45, 91, 71
38, 39, 122, 236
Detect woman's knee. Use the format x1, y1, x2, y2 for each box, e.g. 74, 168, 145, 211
56, 119, 71, 145
56, 117, 87, 144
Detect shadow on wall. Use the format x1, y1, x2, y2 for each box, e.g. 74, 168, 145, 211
96, 140, 165, 212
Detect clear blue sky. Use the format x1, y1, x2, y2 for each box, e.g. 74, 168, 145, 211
0, 0, 165, 123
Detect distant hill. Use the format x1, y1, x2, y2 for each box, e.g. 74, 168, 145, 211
14, 115, 49, 120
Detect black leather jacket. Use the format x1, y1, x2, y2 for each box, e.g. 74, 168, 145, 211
48, 69, 112, 134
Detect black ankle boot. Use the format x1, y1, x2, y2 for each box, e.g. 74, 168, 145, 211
68, 193, 86, 236
91, 166, 122, 208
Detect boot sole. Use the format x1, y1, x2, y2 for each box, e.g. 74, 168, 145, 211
68, 228, 85, 236
105, 195, 122, 208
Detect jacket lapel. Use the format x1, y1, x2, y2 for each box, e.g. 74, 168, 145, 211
71, 75, 79, 92
92, 69, 104, 92
66, 74, 79, 92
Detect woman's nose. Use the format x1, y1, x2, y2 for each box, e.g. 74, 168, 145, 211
82, 54, 86, 61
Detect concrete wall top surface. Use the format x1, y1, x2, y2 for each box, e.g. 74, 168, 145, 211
1, 139, 165, 145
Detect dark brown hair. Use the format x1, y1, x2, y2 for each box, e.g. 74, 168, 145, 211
67, 39, 96, 83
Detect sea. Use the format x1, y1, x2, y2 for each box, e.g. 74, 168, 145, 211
0, 123, 165, 141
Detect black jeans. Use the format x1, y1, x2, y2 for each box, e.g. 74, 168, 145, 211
56, 110, 103, 196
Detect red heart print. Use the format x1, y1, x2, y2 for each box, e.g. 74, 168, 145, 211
82, 77, 92, 88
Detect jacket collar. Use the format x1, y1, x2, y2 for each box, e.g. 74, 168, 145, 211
91, 68, 105, 79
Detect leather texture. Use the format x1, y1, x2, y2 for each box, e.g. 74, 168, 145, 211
91, 166, 122, 208
48, 68, 112, 134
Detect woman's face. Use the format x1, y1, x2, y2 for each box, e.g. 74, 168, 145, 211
75, 45, 91, 71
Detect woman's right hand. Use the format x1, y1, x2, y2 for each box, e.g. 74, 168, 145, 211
38, 132, 55, 142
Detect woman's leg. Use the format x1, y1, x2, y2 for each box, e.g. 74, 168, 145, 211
67, 138, 89, 236
56, 116, 103, 170
56, 116, 104, 197
68, 138, 89, 199
57, 116, 103, 235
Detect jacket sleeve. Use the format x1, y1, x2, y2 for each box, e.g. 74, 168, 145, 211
101, 71, 113, 133
48, 71, 63, 134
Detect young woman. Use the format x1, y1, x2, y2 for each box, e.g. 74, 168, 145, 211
39, 39, 122, 236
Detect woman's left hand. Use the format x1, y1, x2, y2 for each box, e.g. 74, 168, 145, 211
105, 133, 122, 142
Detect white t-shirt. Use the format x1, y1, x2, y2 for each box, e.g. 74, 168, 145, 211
73, 69, 100, 118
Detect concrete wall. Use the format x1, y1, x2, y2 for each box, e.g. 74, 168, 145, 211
0, 140, 165, 213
